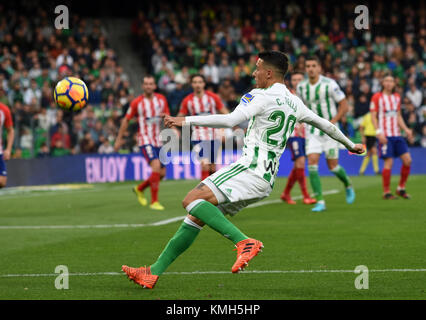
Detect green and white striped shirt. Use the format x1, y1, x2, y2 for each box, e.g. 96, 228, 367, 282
297, 75, 346, 136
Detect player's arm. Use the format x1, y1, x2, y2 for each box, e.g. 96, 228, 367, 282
370, 110, 387, 145
331, 98, 349, 124
215, 95, 229, 114
329, 81, 348, 124
298, 103, 363, 154
114, 117, 129, 152
397, 110, 413, 140
165, 92, 263, 128
3, 126, 14, 161
165, 108, 248, 128
162, 97, 181, 138
369, 95, 387, 145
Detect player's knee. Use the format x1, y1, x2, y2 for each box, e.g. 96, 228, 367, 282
150, 160, 162, 172
182, 193, 195, 209
0, 180, 6, 188
403, 155, 412, 167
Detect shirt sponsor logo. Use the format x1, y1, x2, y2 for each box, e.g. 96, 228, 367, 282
241, 93, 254, 104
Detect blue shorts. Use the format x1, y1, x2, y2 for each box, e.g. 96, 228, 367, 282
191, 140, 221, 164
140, 145, 164, 167
0, 154, 6, 176
379, 136, 409, 159
287, 137, 306, 161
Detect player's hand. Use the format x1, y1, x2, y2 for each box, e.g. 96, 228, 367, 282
405, 128, 413, 141
377, 133, 387, 145
349, 143, 365, 155
3, 149, 11, 160
164, 115, 185, 128
113, 140, 121, 152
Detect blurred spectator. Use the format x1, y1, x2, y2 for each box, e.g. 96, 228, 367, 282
98, 136, 114, 154
51, 124, 71, 150
80, 131, 97, 153
51, 139, 71, 157
406, 78, 423, 108
37, 143, 50, 158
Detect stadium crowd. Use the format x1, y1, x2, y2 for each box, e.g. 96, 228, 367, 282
1, 0, 426, 159
0, 2, 134, 158
132, 0, 426, 146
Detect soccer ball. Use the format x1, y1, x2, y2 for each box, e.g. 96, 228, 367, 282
54, 77, 89, 111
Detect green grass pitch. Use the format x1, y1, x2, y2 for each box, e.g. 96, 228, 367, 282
0, 175, 425, 300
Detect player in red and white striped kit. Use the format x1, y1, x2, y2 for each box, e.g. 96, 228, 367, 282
280, 72, 316, 205
0, 102, 14, 188
115, 75, 172, 210
177, 74, 229, 180
370, 74, 413, 199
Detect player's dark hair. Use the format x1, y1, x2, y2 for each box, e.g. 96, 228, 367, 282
142, 74, 155, 82
305, 55, 321, 65
190, 74, 206, 83
258, 50, 289, 79
291, 70, 305, 78
381, 71, 396, 93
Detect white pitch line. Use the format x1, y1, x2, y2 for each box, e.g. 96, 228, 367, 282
0, 189, 341, 230
247, 189, 340, 208
0, 216, 186, 230
1, 268, 426, 278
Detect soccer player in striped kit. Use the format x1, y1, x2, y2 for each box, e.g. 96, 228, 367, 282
121, 51, 364, 289
297, 56, 355, 212
0, 102, 14, 188
280, 71, 316, 205
370, 74, 413, 199
177, 74, 228, 181
114, 75, 172, 210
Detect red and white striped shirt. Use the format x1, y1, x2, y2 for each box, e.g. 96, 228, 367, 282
125, 93, 170, 147
0, 103, 13, 155
179, 90, 224, 141
369, 92, 401, 137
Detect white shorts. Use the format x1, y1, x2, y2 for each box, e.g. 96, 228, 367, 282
306, 134, 340, 159
203, 162, 272, 216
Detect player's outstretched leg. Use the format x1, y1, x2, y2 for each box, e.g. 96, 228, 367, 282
122, 216, 203, 289
186, 199, 263, 273
308, 164, 326, 212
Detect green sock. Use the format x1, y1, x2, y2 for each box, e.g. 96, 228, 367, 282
359, 156, 370, 174
308, 165, 323, 201
150, 221, 200, 276
189, 200, 248, 244
331, 165, 352, 188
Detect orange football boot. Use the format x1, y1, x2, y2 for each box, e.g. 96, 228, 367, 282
231, 238, 264, 273
280, 193, 296, 205
303, 197, 317, 204
121, 265, 159, 289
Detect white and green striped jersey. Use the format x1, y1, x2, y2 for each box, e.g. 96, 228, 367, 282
186, 82, 355, 189
234, 83, 313, 187
296, 75, 346, 136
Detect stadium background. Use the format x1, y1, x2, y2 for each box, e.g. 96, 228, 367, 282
1, 0, 425, 186
1, 0, 426, 302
